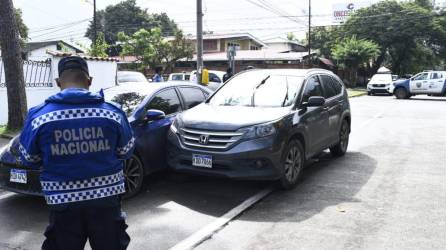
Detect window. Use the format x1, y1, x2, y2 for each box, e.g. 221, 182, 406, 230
302, 76, 323, 103
204, 40, 218, 51
147, 89, 181, 115
227, 42, 240, 51
431, 72, 443, 79
413, 73, 429, 81
209, 73, 221, 83
250, 45, 259, 50
179, 87, 206, 109
320, 75, 342, 99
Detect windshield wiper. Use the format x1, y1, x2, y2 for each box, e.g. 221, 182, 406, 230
281, 80, 289, 107
251, 75, 271, 107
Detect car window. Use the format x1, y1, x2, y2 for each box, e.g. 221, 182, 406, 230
302, 76, 323, 103
179, 87, 206, 109
431, 72, 442, 79
171, 74, 184, 81
209, 73, 221, 83
146, 88, 181, 116
413, 73, 429, 81
320, 75, 338, 99
109, 92, 146, 117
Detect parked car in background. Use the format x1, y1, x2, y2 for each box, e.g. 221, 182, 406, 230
190, 70, 226, 91
167, 69, 351, 189
367, 73, 397, 95
0, 82, 211, 198
168, 72, 191, 81
117, 71, 149, 85
393, 71, 446, 99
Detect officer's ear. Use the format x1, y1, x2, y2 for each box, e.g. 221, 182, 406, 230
55, 78, 61, 88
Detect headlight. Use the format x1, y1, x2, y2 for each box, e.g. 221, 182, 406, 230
241, 123, 277, 139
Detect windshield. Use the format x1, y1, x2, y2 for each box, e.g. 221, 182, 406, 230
208, 71, 304, 108
370, 74, 392, 83
117, 72, 148, 83
105, 91, 146, 116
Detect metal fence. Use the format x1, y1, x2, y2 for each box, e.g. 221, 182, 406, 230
0, 58, 53, 88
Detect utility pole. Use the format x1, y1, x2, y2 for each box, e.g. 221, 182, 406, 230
93, 0, 97, 45
196, 0, 204, 84
308, 0, 311, 67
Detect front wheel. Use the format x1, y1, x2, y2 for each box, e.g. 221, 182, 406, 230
395, 88, 409, 99
330, 120, 350, 157
123, 155, 144, 199
279, 140, 305, 189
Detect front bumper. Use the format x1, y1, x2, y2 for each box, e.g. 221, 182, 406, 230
367, 85, 393, 94
167, 131, 284, 180
0, 162, 42, 196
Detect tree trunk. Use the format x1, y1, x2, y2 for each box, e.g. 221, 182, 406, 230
0, 0, 27, 130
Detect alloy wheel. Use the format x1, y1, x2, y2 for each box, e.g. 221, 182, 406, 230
123, 155, 144, 199
284, 146, 302, 184
339, 122, 349, 152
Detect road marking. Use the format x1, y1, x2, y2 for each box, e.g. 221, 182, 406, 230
359, 111, 385, 128
170, 187, 274, 250
0, 192, 15, 200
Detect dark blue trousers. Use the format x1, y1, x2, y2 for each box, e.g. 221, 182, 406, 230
41, 196, 130, 250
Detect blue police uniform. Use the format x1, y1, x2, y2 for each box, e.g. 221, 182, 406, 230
19, 57, 134, 250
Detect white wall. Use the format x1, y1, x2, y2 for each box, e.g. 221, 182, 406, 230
0, 56, 117, 125
265, 43, 291, 51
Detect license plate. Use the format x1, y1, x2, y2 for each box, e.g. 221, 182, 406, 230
192, 154, 212, 168
10, 169, 27, 184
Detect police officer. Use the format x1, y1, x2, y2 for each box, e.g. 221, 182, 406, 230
19, 56, 134, 250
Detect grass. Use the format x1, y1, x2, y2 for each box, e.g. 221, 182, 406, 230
347, 88, 367, 98
0, 125, 20, 139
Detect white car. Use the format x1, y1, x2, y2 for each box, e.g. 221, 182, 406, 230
393, 71, 446, 99
190, 70, 226, 91
168, 72, 191, 81
117, 71, 149, 85
367, 73, 398, 95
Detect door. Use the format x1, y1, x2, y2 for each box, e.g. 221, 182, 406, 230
410, 72, 430, 94
428, 72, 445, 94
300, 75, 330, 154
141, 88, 182, 171
320, 74, 344, 144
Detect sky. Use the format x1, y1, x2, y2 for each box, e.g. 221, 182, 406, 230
11, 0, 444, 47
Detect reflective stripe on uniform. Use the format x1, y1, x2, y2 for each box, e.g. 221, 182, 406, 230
116, 137, 135, 156
31, 108, 122, 130
41, 171, 124, 191
19, 143, 41, 163
45, 182, 125, 205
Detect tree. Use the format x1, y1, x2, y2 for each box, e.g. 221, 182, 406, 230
306, 26, 342, 58
118, 28, 193, 71
332, 36, 380, 86
342, 0, 441, 74
14, 8, 28, 42
85, 0, 178, 56
0, 0, 27, 130
89, 32, 109, 57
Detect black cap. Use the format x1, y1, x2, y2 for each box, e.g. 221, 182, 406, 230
58, 56, 89, 76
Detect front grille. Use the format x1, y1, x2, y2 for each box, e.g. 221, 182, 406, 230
180, 128, 244, 150
372, 84, 386, 87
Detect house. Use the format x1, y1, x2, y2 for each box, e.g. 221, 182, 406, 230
0, 50, 117, 125
186, 33, 267, 53
24, 40, 84, 61
263, 37, 307, 52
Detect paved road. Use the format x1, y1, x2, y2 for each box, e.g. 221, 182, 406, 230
1, 96, 446, 250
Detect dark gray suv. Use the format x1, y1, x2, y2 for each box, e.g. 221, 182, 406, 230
167, 69, 351, 188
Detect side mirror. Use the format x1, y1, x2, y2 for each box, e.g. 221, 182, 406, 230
145, 109, 165, 121
307, 96, 325, 107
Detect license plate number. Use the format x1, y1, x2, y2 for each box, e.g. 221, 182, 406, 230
10, 169, 27, 184
192, 154, 212, 168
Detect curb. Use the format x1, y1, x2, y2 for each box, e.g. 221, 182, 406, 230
0, 134, 14, 140
349, 92, 368, 98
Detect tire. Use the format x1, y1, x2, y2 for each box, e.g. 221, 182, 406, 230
279, 140, 305, 189
395, 88, 409, 99
367, 91, 371, 96
330, 120, 350, 157
123, 155, 145, 199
